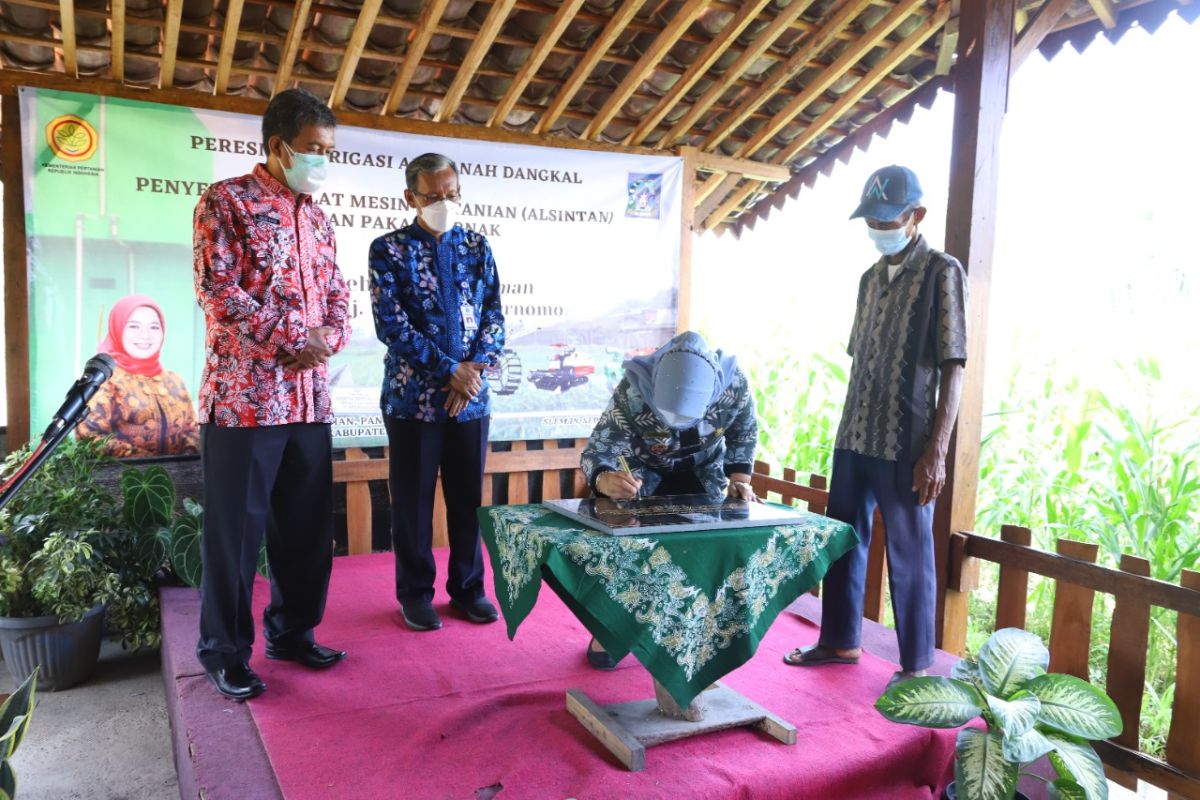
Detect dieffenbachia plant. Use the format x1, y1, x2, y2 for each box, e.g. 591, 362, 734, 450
875, 627, 1122, 800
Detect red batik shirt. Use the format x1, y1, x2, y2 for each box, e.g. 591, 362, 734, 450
193, 164, 350, 427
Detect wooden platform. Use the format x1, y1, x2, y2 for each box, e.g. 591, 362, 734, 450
566, 682, 796, 772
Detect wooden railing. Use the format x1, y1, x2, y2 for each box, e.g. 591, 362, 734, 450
753, 459, 895, 621
753, 462, 1200, 797
949, 526, 1200, 797
332, 438, 590, 554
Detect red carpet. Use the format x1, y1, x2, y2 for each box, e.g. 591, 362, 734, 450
232, 551, 957, 800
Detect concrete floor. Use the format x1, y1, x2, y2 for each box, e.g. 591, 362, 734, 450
2, 639, 178, 800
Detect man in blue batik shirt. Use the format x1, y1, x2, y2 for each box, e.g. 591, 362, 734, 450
368, 152, 505, 632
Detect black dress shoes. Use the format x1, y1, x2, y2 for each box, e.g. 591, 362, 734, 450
207, 663, 267, 700
449, 596, 499, 624
265, 641, 348, 669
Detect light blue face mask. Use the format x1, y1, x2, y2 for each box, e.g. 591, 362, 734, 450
658, 409, 700, 430
280, 142, 328, 194
867, 225, 912, 256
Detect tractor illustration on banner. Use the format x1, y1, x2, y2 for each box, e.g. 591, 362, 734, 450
527, 345, 595, 393
484, 348, 523, 395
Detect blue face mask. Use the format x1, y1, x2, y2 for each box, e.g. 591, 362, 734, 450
867, 225, 912, 256
659, 409, 699, 430
280, 142, 328, 194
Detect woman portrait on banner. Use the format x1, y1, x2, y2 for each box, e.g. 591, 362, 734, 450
76, 294, 200, 458
578, 330, 760, 668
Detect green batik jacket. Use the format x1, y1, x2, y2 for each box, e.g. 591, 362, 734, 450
581, 370, 757, 497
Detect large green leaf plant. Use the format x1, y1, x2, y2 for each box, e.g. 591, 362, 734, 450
875, 628, 1122, 800
0, 667, 38, 799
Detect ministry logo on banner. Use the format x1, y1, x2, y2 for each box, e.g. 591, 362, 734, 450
626, 173, 663, 219
45, 114, 99, 162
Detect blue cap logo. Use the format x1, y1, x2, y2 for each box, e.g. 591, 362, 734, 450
866, 175, 891, 201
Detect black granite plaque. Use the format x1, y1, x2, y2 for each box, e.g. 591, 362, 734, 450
542, 494, 811, 536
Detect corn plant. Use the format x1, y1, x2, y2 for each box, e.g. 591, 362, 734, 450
876, 628, 1122, 800
745, 348, 848, 477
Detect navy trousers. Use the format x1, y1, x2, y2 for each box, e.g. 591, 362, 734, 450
819, 448, 936, 672
385, 416, 489, 605
196, 423, 334, 672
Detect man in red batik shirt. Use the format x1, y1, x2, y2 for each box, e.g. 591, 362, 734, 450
192, 88, 351, 701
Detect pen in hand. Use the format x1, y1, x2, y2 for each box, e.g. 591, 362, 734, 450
600, 453, 642, 500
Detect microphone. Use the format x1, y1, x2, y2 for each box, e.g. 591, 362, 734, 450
42, 354, 116, 440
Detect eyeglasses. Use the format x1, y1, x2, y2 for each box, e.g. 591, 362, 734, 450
412, 190, 462, 204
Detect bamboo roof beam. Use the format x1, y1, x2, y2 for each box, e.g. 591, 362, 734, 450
488, 0, 587, 126
702, 179, 761, 230
382, 0, 449, 115
1087, 0, 1119, 28
730, 0, 927, 158
159, 0, 185, 89
329, 0, 385, 109
583, 0, 711, 140
213, 0, 246, 95
533, 0, 649, 135
271, 0, 312, 94
111, 0, 126, 82
737, 72, 947, 230
0, 27, 813, 139
700, 0, 879, 153
692, 150, 790, 182
57, 0, 77, 76
1011, 0, 1073, 71
435, 0, 520, 123
694, 170, 732, 207
656, 0, 830, 151
934, 0, 959, 75
625, 0, 786, 146
694, 172, 743, 226
771, 2, 951, 164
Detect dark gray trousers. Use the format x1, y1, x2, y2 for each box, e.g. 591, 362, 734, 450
196, 423, 334, 672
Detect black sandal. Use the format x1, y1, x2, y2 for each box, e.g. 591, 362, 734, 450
782, 643, 860, 666
586, 640, 622, 670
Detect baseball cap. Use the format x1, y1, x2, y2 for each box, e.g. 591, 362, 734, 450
849, 165, 923, 221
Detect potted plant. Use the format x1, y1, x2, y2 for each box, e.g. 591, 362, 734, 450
875, 627, 1122, 800
100, 465, 178, 651
0, 439, 122, 691
0, 666, 39, 797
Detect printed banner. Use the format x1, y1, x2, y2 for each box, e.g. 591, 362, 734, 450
19, 88, 683, 455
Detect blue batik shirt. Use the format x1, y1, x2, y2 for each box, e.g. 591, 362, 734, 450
368, 222, 505, 422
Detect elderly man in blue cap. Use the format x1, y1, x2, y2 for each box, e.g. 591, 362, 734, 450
783, 165, 967, 689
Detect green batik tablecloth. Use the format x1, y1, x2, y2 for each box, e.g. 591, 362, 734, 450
478, 504, 858, 709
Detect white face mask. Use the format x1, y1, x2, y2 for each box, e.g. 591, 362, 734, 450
659, 409, 699, 430
419, 200, 460, 233
280, 142, 328, 195
867, 223, 912, 256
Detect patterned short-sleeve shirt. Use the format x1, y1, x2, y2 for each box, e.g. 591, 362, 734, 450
835, 235, 968, 461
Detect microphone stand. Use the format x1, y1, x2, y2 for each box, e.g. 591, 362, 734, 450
0, 408, 89, 513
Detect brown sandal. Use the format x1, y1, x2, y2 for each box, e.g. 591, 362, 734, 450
782, 643, 860, 666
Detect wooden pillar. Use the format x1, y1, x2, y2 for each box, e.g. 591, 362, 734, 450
933, 0, 1014, 654
2, 92, 32, 449
676, 146, 698, 333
